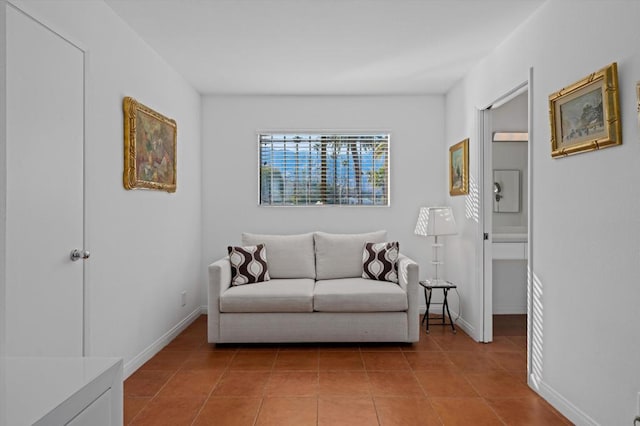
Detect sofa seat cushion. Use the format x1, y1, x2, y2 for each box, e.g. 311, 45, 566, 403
220, 279, 315, 313
313, 278, 407, 312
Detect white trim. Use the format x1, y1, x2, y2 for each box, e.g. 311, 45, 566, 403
82, 47, 91, 356
0, 0, 7, 358
7, 0, 88, 51
479, 107, 493, 343
0, 11, 17, 426
452, 314, 475, 339
526, 67, 535, 390
489, 84, 528, 110
123, 308, 202, 379
535, 379, 599, 426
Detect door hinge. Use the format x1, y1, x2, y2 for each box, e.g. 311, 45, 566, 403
484, 233, 489, 240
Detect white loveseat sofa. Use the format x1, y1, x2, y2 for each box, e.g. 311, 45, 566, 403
207, 231, 420, 344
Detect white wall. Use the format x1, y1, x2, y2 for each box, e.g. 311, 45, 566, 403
2, 0, 202, 373
445, 1, 640, 424
202, 95, 445, 298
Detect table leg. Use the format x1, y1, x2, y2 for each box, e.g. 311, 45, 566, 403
424, 288, 432, 333
443, 288, 456, 333
421, 287, 427, 329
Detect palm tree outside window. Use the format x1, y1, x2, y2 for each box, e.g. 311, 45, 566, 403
259, 133, 390, 206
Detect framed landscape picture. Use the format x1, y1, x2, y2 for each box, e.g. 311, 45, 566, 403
549, 62, 621, 158
123, 97, 177, 192
449, 138, 469, 196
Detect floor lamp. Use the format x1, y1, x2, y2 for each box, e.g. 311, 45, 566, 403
414, 206, 457, 283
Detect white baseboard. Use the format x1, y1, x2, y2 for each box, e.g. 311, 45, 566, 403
535, 379, 599, 425
200, 305, 208, 314
452, 313, 478, 340
123, 307, 203, 379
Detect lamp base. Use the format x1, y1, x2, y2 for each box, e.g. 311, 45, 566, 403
431, 238, 444, 282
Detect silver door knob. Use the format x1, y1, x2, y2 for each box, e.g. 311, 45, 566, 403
70, 249, 90, 261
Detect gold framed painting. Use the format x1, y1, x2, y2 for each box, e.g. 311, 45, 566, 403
123, 97, 177, 192
549, 62, 621, 158
449, 138, 469, 196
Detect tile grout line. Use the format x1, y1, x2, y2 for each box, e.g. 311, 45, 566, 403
188, 349, 236, 425
357, 351, 378, 426
126, 367, 180, 425
403, 348, 446, 425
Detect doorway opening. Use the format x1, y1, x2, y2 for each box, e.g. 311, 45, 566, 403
489, 91, 529, 342
479, 77, 532, 347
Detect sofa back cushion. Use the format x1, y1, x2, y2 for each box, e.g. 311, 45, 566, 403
242, 232, 316, 279
314, 230, 387, 280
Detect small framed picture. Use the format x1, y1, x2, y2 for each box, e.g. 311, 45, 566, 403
123, 97, 177, 192
449, 138, 469, 196
548, 62, 621, 158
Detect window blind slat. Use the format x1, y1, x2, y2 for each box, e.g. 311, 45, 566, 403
260, 133, 389, 206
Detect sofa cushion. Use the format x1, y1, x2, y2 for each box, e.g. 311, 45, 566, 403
242, 232, 315, 279
313, 278, 407, 312
314, 231, 387, 280
362, 241, 399, 283
227, 244, 270, 285
220, 278, 315, 313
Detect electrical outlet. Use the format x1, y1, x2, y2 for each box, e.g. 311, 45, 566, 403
181, 291, 186, 307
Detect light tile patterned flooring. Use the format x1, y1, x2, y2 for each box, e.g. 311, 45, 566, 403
124, 315, 571, 425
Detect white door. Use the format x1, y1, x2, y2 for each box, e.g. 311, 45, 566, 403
5, 5, 85, 356
480, 108, 494, 342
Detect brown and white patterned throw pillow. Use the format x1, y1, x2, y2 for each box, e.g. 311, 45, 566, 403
362, 241, 399, 283
227, 244, 270, 285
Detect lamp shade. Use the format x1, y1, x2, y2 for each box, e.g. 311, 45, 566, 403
414, 206, 457, 237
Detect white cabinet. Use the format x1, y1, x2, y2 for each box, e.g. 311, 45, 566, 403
492, 242, 527, 260
67, 390, 112, 426
1, 357, 123, 426
492, 236, 528, 314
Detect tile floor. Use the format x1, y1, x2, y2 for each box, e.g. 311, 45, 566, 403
124, 314, 571, 425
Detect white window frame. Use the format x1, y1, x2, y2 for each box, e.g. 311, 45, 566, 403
258, 132, 391, 207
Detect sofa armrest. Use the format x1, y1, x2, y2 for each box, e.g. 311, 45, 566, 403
208, 257, 232, 343
398, 253, 420, 342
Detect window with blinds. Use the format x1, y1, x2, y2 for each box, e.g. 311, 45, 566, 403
259, 133, 390, 206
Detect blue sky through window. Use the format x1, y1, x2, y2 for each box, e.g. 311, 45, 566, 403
260, 133, 389, 206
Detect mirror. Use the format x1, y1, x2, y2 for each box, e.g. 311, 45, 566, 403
493, 170, 520, 213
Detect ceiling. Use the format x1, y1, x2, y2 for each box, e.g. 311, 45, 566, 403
104, 0, 545, 95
